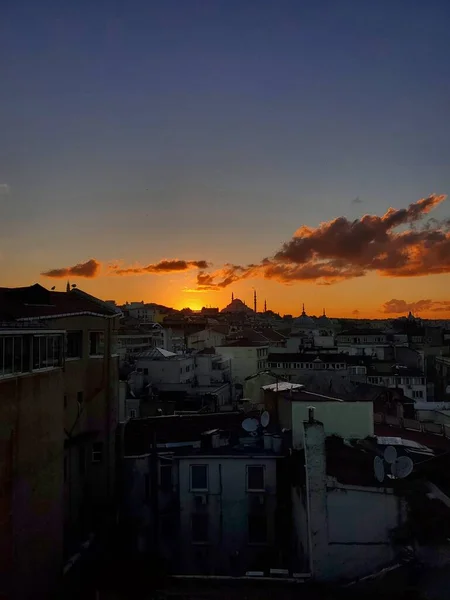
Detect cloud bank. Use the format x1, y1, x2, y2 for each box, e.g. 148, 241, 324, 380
111, 259, 210, 275
382, 299, 450, 314
196, 194, 449, 289
41, 258, 101, 279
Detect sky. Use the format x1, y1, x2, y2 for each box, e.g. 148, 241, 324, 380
1, 0, 450, 318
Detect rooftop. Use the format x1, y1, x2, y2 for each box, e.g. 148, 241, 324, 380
0, 284, 117, 320
218, 338, 269, 348
123, 411, 259, 455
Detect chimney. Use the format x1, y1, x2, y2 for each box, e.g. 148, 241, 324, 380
308, 405, 316, 423
303, 415, 328, 578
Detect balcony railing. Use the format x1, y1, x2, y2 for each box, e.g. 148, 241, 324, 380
374, 412, 450, 438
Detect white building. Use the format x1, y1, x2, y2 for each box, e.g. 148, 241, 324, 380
135, 348, 233, 407
187, 327, 227, 351
121, 415, 285, 575
366, 367, 427, 402
215, 340, 269, 384
336, 329, 395, 360
118, 322, 171, 363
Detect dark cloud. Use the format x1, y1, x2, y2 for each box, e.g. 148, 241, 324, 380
113, 259, 210, 276
196, 194, 448, 289
352, 197, 362, 204
382, 299, 450, 314
41, 258, 100, 279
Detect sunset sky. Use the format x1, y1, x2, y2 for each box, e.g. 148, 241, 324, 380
1, 1, 450, 318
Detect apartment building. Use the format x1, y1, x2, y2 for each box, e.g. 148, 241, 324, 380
120, 413, 288, 575
0, 321, 65, 600
0, 284, 120, 567
216, 339, 269, 384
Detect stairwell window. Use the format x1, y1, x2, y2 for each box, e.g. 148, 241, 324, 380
190, 465, 208, 491
67, 331, 83, 359
89, 332, 104, 356
247, 465, 265, 492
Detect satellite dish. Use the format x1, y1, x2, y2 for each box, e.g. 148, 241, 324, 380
242, 418, 258, 432
260, 411, 270, 428
250, 431, 258, 437
391, 456, 414, 479
384, 446, 397, 464
374, 456, 385, 483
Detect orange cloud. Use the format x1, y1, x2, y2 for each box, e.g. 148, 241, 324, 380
41, 258, 101, 278
112, 259, 210, 276
196, 194, 449, 288
382, 299, 450, 314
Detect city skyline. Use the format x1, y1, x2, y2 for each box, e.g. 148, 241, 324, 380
2, 1, 450, 317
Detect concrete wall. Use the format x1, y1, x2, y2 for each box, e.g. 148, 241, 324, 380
122, 453, 280, 575
292, 401, 373, 448
177, 456, 278, 575
298, 418, 405, 582
325, 483, 404, 580
137, 356, 195, 384
49, 313, 119, 556
216, 346, 267, 384
0, 369, 64, 600
187, 329, 226, 351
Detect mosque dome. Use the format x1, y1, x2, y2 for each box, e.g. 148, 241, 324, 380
293, 305, 316, 330
316, 309, 333, 328
221, 297, 254, 314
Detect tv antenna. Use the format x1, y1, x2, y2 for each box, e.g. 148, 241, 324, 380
242, 418, 259, 433
384, 446, 397, 464
260, 411, 270, 428
391, 456, 414, 479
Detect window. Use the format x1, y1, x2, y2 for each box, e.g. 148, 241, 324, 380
248, 515, 267, 544
143, 368, 149, 375
129, 409, 137, 418
32, 334, 63, 370
92, 441, 103, 463
413, 390, 424, 399
67, 331, 82, 358
190, 465, 208, 491
77, 391, 83, 404
79, 447, 86, 476
247, 465, 265, 492
191, 514, 209, 543
89, 332, 104, 356
160, 464, 172, 490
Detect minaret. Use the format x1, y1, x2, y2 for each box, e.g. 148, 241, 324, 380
232, 292, 234, 302
66, 281, 70, 293
302, 303, 306, 315
264, 299, 267, 313
253, 289, 257, 313
323, 308, 326, 316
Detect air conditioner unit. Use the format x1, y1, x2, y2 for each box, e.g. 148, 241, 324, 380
194, 494, 208, 507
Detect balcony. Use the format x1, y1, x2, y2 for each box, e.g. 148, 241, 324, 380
0, 332, 64, 379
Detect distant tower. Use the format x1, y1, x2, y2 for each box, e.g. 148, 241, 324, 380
323, 308, 326, 316
66, 281, 70, 293
264, 299, 267, 313
232, 292, 234, 302
253, 289, 257, 313
302, 303, 306, 314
